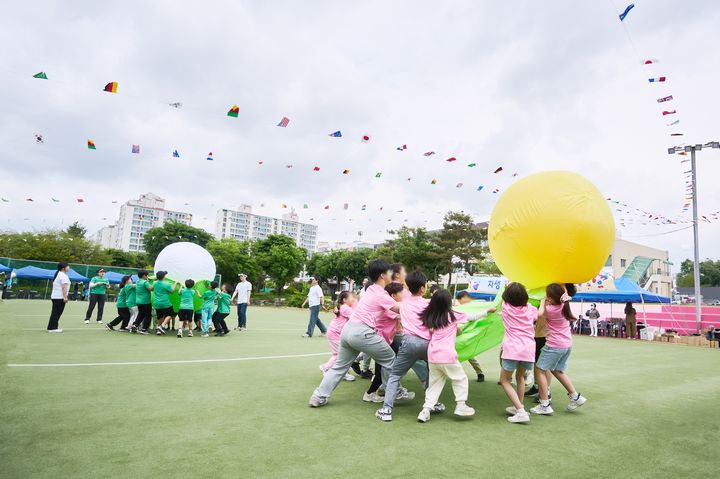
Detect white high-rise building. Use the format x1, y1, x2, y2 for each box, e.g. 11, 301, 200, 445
90, 193, 193, 252
215, 205, 318, 253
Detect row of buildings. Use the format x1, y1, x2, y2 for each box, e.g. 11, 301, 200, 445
90, 193, 318, 253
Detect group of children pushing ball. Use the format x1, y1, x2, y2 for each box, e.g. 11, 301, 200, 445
310, 259, 586, 424
104, 270, 234, 338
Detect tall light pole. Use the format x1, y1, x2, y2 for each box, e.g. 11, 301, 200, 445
667, 141, 720, 333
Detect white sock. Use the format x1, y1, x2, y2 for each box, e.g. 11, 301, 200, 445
540, 399, 550, 407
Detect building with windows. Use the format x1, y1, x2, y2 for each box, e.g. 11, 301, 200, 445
89, 193, 193, 252
215, 205, 318, 253
606, 237, 673, 297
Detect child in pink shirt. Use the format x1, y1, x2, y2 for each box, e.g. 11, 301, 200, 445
417, 290, 490, 423
531, 283, 587, 416
320, 291, 357, 381
499, 282, 538, 424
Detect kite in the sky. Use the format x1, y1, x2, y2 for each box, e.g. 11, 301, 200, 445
313, 166, 320, 171
34, 134, 43, 144
227, 105, 239, 117
132, 144, 140, 154
103, 82, 118, 93
87, 140, 96, 150
494, 167, 503, 174
343, 169, 350, 175
396, 144, 407, 151
643, 59, 659, 65
446, 157, 457, 162
648, 77, 666, 83
362, 135, 371, 142
207, 152, 214, 161
329, 131, 342, 137
662, 110, 677, 116
33, 71, 48, 79
618, 3, 634, 21
172, 150, 180, 158
168, 102, 182, 108
423, 151, 435, 156
657, 95, 673, 103
277, 117, 290, 127
375, 172, 382, 178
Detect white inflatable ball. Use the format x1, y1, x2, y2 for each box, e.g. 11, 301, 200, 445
154, 242, 216, 282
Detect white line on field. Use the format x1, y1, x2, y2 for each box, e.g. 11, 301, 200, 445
7, 352, 328, 368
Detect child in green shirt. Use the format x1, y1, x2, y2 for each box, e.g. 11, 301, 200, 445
212, 284, 233, 336
177, 279, 200, 338
200, 281, 218, 337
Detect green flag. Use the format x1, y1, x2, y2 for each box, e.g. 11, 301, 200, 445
467, 163, 477, 167
375, 172, 382, 178
33, 71, 48, 79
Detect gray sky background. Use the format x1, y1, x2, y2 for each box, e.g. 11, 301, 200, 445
1, 0, 719, 271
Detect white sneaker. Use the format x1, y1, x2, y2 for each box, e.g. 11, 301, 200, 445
417, 408, 431, 423
454, 403, 475, 417
432, 402, 446, 413
96, 320, 103, 324
188, 330, 193, 337
84, 320, 90, 324
47, 329, 63, 333
177, 329, 182, 338
530, 403, 554, 415
566, 393, 587, 412
362, 392, 383, 403
505, 406, 517, 415
395, 388, 415, 401
508, 410, 530, 424
343, 373, 356, 382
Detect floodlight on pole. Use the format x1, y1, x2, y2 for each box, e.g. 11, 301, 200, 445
667, 140, 720, 333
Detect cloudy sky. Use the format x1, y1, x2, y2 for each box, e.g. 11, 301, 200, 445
1, 0, 718, 270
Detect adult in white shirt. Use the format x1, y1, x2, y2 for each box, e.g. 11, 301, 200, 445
47, 262, 70, 332
231, 273, 252, 330
301, 277, 327, 337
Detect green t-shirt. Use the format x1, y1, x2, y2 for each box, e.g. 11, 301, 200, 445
201, 290, 217, 310
152, 281, 174, 309
135, 279, 151, 305
179, 287, 196, 310
217, 291, 231, 314
90, 276, 110, 295
124, 283, 136, 307
116, 287, 127, 308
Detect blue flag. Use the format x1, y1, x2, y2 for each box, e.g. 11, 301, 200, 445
328, 131, 342, 137
619, 3, 634, 21
172, 150, 180, 158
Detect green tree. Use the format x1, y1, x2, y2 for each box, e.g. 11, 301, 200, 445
143, 221, 213, 262
307, 249, 371, 293
676, 259, 720, 287
254, 235, 306, 296
474, 259, 501, 275
66, 221, 87, 238
377, 227, 444, 280
432, 211, 487, 286
206, 238, 261, 285
0, 230, 109, 265
104, 248, 149, 268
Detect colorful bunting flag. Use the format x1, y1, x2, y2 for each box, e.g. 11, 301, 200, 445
51, 198, 59, 203
286, 164, 293, 168
277, 116, 289, 127
643, 59, 659, 65
618, 3, 634, 21
227, 105, 239, 117
494, 167, 503, 174
476, 186, 484, 191
375, 172, 382, 178
103, 82, 118, 93
132, 144, 140, 154
446, 157, 457, 162
313, 166, 320, 171
207, 152, 214, 161
666, 119, 680, 126
76, 198, 85, 203
467, 163, 476, 167
456, 183, 463, 188
33, 71, 48, 79
303, 204, 309, 209
396, 144, 407, 151
648, 77, 666, 83
343, 203, 349, 210
172, 150, 180, 158
329, 131, 342, 137
423, 151, 435, 156
657, 95, 673, 103
343, 169, 350, 175
324, 205, 330, 210
87, 139, 96, 150
26, 198, 34, 202
662, 110, 677, 116
362, 135, 371, 142
34, 134, 43, 144
1, 198, 8, 202
168, 102, 182, 108
431, 179, 437, 184
670, 133, 684, 136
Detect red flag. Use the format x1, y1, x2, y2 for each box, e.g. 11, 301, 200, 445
446, 157, 457, 162
662, 110, 676, 116
313, 166, 320, 171
423, 151, 435, 156
494, 167, 503, 174
362, 135, 371, 142
76, 198, 85, 203
323, 205, 330, 210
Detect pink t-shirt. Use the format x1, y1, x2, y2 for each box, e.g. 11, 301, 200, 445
427, 311, 468, 364
349, 283, 397, 329
501, 303, 538, 363
545, 303, 573, 349
376, 309, 400, 344
400, 295, 430, 340
328, 304, 354, 336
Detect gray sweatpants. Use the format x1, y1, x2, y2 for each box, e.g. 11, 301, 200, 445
314, 321, 395, 399
383, 334, 430, 409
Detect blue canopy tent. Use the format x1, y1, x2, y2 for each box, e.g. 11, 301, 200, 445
573, 277, 670, 303
0, 264, 12, 273
13, 265, 89, 282
104, 271, 140, 284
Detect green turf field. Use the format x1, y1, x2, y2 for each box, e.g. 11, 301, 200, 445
1, 300, 718, 478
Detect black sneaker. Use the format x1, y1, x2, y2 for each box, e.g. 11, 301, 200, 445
130, 326, 137, 333
138, 329, 149, 335
360, 370, 374, 379
119, 327, 129, 332
157, 327, 166, 335
527, 385, 539, 396
476, 373, 485, 383
351, 362, 362, 375
105, 324, 115, 332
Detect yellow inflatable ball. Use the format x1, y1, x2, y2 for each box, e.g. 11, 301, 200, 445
488, 170, 615, 289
